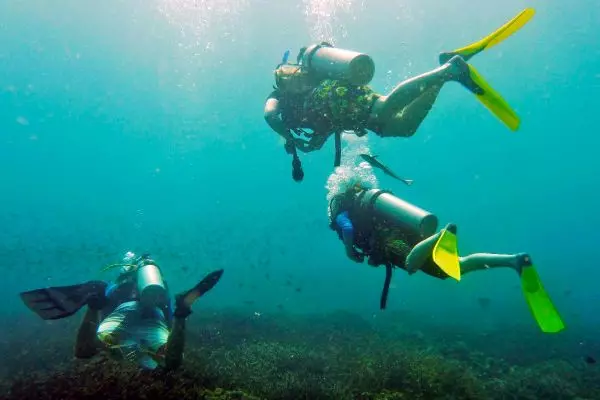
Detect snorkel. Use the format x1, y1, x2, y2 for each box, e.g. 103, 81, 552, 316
281, 49, 290, 64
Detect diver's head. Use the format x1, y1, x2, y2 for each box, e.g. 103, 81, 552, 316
118, 251, 137, 275
349, 181, 366, 194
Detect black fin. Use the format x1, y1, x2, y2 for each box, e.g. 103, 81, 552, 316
19, 283, 95, 320
180, 269, 224, 307
195, 269, 224, 297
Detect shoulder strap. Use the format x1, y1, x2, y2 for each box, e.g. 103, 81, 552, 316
334, 131, 342, 167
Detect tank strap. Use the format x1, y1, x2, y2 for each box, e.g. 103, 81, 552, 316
334, 131, 342, 167
364, 189, 393, 215
303, 42, 333, 72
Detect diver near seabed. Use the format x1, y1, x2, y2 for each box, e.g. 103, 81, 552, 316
264, 8, 536, 182
19, 252, 224, 370
326, 165, 565, 334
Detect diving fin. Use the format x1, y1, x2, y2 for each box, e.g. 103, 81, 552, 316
19, 281, 106, 320
179, 269, 224, 308
439, 8, 536, 64
519, 261, 565, 333
432, 224, 461, 281
464, 64, 520, 131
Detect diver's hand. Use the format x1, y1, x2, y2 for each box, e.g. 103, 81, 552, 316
293, 138, 312, 153
346, 248, 364, 263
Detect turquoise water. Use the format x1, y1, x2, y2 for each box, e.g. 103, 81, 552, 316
1, 0, 599, 341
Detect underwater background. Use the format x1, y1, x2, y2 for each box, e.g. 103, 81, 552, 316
1, 0, 599, 398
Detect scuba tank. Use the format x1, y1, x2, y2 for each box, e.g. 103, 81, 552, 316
301, 43, 375, 86
135, 255, 169, 310
350, 189, 438, 311
354, 189, 438, 239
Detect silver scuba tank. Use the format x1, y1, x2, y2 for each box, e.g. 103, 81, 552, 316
355, 189, 438, 239
301, 43, 375, 86
136, 258, 168, 310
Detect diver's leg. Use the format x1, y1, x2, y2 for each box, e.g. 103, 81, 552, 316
369, 56, 471, 137
460, 253, 529, 275
165, 314, 187, 370
405, 231, 443, 274
164, 269, 224, 370
74, 307, 101, 359
378, 86, 442, 137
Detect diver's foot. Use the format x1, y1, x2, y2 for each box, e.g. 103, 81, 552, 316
513, 253, 533, 275
444, 55, 483, 95
173, 269, 224, 319
438, 51, 456, 66
444, 223, 458, 235
173, 294, 192, 319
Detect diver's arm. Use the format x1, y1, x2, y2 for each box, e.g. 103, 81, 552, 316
74, 307, 101, 359
336, 212, 355, 251
264, 96, 292, 140
293, 131, 329, 153
73, 281, 109, 359
293, 138, 315, 153
164, 269, 224, 370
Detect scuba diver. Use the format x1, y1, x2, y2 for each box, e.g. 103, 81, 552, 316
325, 164, 565, 334
265, 8, 535, 182
19, 252, 224, 370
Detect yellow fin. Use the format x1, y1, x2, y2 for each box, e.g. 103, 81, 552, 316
520, 266, 566, 333
467, 64, 521, 131
443, 8, 535, 63
432, 229, 461, 281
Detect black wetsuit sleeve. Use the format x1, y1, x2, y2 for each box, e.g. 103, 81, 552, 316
165, 316, 186, 370
267, 89, 280, 102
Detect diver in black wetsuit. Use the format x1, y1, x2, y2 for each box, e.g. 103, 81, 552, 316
324, 162, 564, 335
265, 9, 536, 182
328, 183, 533, 310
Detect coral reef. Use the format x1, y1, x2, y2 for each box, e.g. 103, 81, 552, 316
1, 308, 599, 399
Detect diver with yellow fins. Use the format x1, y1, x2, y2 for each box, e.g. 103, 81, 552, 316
326, 167, 565, 334
19, 252, 224, 370
265, 8, 535, 182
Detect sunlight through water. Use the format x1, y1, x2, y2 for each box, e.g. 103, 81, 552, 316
156, 0, 249, 53
303, 0, 365, 43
